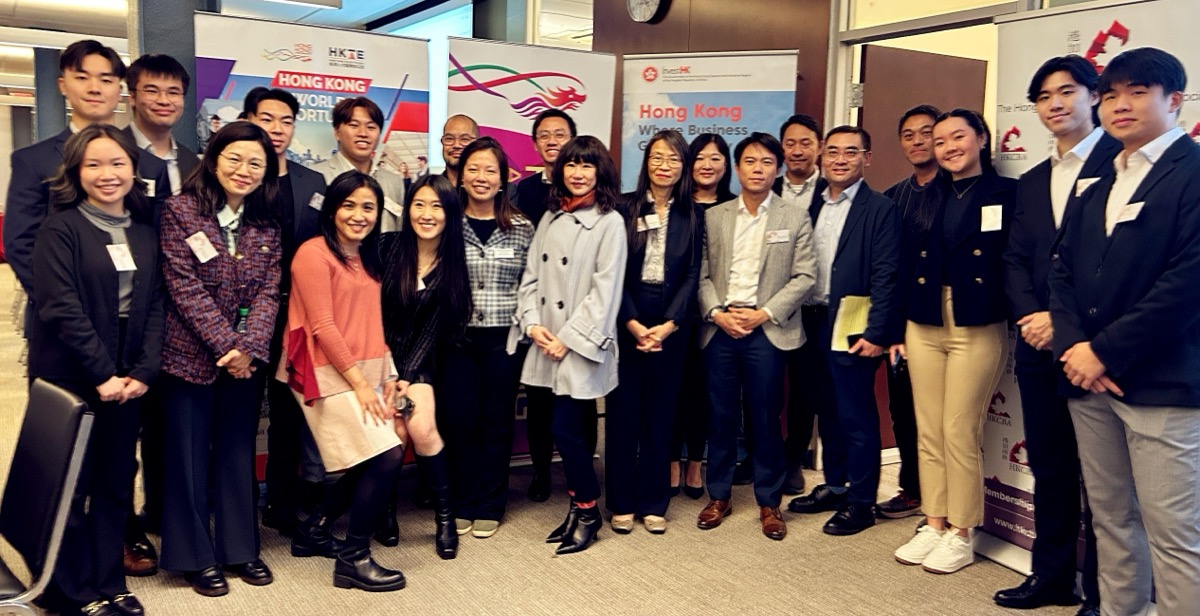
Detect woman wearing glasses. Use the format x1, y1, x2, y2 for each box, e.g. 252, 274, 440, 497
606, 130, 703, 534
158, 122, 281, 597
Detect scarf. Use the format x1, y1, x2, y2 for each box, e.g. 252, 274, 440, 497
559, 190, 596, 213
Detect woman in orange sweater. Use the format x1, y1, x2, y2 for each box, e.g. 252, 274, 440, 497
278, 171, 406, 592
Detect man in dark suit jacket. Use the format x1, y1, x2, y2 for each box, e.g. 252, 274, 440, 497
4, 40, 169, 296
784, 127, 899, 536
514, 109, 576, 227
998, 55, 1120, 615
126, 54, 200, 195
1049, 48, 1200, 616
246, 88, 327, 537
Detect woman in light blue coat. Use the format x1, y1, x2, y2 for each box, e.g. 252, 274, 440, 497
510, 136, 627, 555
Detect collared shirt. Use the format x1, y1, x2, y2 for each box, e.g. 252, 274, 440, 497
1105, 127, 1185, 235
726, 193, 773, 307
318, 152, 404, 232
810, 179, 861, 305
640, 194, 672, 284
1049, 127, 1104, 228
216, 204, 243, 255
776, 171, 821, 209
130, 122, 183, 195
463, 214, 535, 328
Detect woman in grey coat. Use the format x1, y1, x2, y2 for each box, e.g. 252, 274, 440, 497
509, 136, 627, 555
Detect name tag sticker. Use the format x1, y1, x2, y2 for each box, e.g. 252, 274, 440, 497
184, 231, 219, 264
765, 230, 791, 244
1117, 201, 1145, 225
980, 205, 1003, 232
106, 244, 137, 272
1075, 177, 1100, 197
307, 192, 324, 211
416, 276, 427, 292
143, 178, 156, 197
384, 197, 403, 217
491, 247, 515, 260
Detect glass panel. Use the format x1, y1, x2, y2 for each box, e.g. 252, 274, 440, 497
851, 0, 1011, 29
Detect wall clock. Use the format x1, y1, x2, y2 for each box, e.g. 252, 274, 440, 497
627, 0, 668, 23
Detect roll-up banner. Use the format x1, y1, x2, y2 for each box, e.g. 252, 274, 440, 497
980, 0, 1200, 572
620, 51, 798, 192
194, 13, 430, 176
446, 37, 616, 181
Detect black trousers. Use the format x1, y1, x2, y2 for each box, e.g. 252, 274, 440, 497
786, 308, 837, 476
548, 394, 601, 502
265, 299, 307, 521
526, 384, 597, 475
672, 331, 708, 463
159, 371, 262, 572
1017, 361, 1099, 602
885, 361, 921, 497
129, 387, 165, 529
438, 327, 524, 521
46, 378, 141, 607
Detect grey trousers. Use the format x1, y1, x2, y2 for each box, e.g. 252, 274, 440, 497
1068, 392, 1200, 616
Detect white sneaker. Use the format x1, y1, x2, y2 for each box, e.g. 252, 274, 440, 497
894, 525, 944, 565
922, 531, 974, 574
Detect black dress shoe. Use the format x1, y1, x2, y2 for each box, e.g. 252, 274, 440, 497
787, 484, 846, 514
555, 506, 600, 555
226, 558, 273, 586
993, 574, 1079, 609
782, 463, 806, 496
1075, 603, 1100, 616
108, 592, 144, 616
822, 504, 876, 536
527, 472, 551, 502
184, 565, 229, 597
683, 484, 705, 500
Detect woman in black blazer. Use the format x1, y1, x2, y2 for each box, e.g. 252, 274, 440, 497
606, 130, 704, 534
28, 125, 164, 616
891, 109, 1015, 575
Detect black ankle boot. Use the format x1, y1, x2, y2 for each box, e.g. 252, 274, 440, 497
417, 451, 458, 560
546, 501, 579, 544
333, 534, 406, 592
373, 498, 399, 547
555, 505, 600, 555
292, 514, 341, 558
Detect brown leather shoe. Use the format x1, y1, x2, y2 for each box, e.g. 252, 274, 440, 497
696, 499, 732, 530
123, 544, 158, 577
760, 506, 787, 540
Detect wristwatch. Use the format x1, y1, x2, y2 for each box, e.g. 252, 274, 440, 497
705, 306, 723, 323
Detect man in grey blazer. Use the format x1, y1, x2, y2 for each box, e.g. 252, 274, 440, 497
312, 97, 404, 233
695, 132, 817, 540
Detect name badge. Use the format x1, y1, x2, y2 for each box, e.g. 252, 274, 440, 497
765, 229, 791, 244
416, 276, 427, 292
106, 244, 137, 272
307, 192, 324, 211
980, 205, 1003, 232
143, 178, 156, 197
184, 231, 219, 264
1116, 201, 1144, 225
383, 197, 403, 217
490, 247, 515, 259
637, 213, 662, 233
1075, 177, 1100, 197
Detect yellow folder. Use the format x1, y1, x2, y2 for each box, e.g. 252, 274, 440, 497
831, 295, 872, 352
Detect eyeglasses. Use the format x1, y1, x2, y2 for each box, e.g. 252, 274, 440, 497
824, 148, 866, 161
219, 153, 267, 174
137, 86, 185, 101
440, 134, 476, 146
649, 154, 683, 168
536, 130, 570, 143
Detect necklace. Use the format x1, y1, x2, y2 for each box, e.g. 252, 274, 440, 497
952, 177, 981, 200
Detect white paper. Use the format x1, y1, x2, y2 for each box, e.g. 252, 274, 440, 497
143, 178, 155, 197
1075, 177, 1100, 197
980, 205, 1003, 232
491, 247, 515, 259
643, 213, 662, 230
106, 244, 137, 272
1117, 201, 1144, 225
185, 231, 219, 264
765, 229, 791, 244
308, 192, 324, 211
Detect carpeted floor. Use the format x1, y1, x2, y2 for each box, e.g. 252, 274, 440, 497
0, 264, 1080, 616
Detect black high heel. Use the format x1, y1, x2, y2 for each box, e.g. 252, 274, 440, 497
546, 502, 579, 544
555, 506, 600, 555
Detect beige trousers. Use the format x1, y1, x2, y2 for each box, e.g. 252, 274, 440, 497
905, 287, 1006, 529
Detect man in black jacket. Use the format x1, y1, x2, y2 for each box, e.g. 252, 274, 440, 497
1049, 47, 1200, 616
513, 109, 576, 226
126, 54, 200, 195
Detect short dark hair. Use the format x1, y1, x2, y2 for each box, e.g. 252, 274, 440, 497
185, 122, 281, 227
935, 109, 993, 172
127, 54, 190, 93
825, 125, 871, 152
734, 132, 785, 167
549, 136, 622, 215
249, 88, 300, 117
49, 124, 150, 221
1026, 55, 1098, 103
897, 104, 941, 135
241, 87, 270, 117
60, 39, 125, 79
320, 171, 384, 280
1097, 47, 1187, 96
779, 114, 823, 141
332, 97, 384, 128
530, 109, 577, 141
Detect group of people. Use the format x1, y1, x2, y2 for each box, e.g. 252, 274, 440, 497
5, 35, 1196, 616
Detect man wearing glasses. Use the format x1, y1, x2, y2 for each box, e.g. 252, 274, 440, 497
786, 127, 900, 537
127, 54, 199, 196
440, 114, 479, 185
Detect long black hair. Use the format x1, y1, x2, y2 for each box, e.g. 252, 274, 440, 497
627, 130, 696, 252
934, 108, 994, 173
49, 124, 151, 222
319, 170, 384, 281
383, 174, 472, 336
548, 136, 621, 214
184, 121, 281, 227
687, 133, 735, 204
456, 136, 524, 231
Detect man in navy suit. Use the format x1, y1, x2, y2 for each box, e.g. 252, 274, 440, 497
126, 54, 200, 195
997, 55, 1119, 615
784, 126, 900, 535
4, 39, 169, 296
247, 88, 328, 538
1050, 47, 1200, 616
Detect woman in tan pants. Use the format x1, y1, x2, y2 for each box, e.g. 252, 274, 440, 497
890, 109, 1015, 574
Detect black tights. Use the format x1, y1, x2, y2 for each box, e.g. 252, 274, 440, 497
319, 445, 404, 538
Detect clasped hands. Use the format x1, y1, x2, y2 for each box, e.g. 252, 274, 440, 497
627, 319, 677, 352
217, 348, 256, 379
1061, 341, 1123, 396
713, 307, 769, 339
95, 376, 149, 404
528, 325, 568, 361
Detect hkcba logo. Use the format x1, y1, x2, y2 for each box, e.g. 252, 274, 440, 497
329, 47, 366, 69
262, 43, 313, 63
999, 126, 1028, 162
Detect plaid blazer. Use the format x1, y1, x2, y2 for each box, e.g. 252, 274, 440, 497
462, 214, 535, 328
160, 194, 281, 384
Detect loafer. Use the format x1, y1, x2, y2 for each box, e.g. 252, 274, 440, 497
184, 565, 229, 597
455, 518, 474, 535
78, 599, 120, 616
472, 519, 500, 538
993, 575, 1080, 609
875, 490, 922, 519
122, 544, 158, 577
823, 503, 875, 536
787, 484, 846, 514
696, 499, 732, 530
759, 506, 787, 540
108, 592, 144, 616
642, 515, 667, 534
226, 558, 273, 586
610, 514, 635, 534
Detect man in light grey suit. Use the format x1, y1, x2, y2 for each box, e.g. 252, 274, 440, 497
312, 97, 405, 233
695, 132, 818, 541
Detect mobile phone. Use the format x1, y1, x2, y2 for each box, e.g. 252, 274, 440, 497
394, 395, 415, 420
